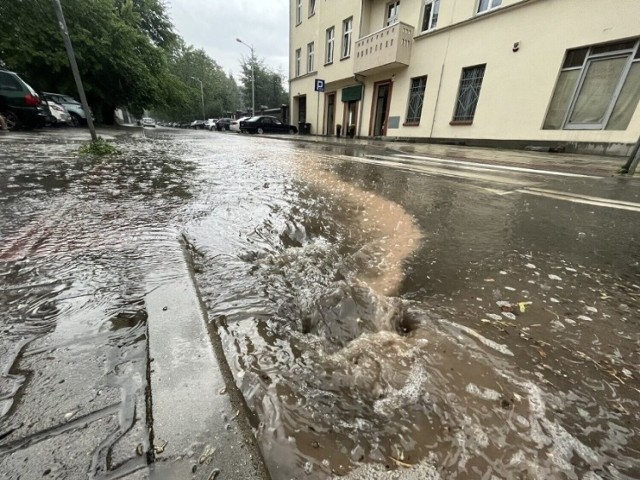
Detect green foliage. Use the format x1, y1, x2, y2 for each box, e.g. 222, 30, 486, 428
239, 54, 289, 112
152, 46, 240, 121
0, 0, 274, 123
78, 137, 121, 156
0, 0, 185, 122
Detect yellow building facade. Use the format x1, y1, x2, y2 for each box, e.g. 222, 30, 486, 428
289, 0, 640, 155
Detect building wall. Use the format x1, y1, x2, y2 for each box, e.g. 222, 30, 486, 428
290, 0, 640, 151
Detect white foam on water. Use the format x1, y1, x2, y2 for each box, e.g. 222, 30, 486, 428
441, 320, 514, 356
341, 459, 441, 479
465, 382, 501, 401
373, 362, 429, 417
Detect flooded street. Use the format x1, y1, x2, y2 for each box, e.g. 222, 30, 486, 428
1, 128, 638, 479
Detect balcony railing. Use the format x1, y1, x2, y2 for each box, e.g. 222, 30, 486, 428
353, 22, 414, 75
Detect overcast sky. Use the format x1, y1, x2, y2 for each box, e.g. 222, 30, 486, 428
165, 0, 290, 80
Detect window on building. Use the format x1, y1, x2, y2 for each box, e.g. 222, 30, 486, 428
386, 1, 401, 26
295, 48, 301, 77
544, 39, 640, 130
342, 17, 353, 58
477, 0, 501, 14
406, 76, 428, 123
309, 0, 316, 16
421, 0, 440, 31
326, 27, 335, 64
307, 42, 315, 73
452, 64, 486, 123
296, 0, 302, 24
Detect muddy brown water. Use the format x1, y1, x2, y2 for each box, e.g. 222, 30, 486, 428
1, 131, 638, 479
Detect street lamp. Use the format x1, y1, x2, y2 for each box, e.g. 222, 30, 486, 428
236, 38, 255, 116
191, 76, 205, 121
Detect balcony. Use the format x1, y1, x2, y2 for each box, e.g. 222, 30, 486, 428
353, 22, 414, 76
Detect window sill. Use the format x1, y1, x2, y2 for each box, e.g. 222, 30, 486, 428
403, 121, 420, 126
308, 12, 315, 18
324, 61, 334, 66
450, 120, 473, 125
340, 55, 351, 62
292, 71, 318, 81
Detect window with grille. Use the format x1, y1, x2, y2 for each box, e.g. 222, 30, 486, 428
421, 0, 439, 32
452, 64, 486, 123
342, 17, 353, 58
295, 48, 301, 77
477, 0, 501, 14
307, 42, 315, 73
544, 39, 640, 131
406, 76, 427, 123
326, 27, 335, 64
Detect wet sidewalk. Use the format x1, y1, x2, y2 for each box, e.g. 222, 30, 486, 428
263, 134, 629, 178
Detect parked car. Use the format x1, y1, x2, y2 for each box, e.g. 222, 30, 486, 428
204, 118, 217, 130
240, 116, 298, 135
230, 117, 250, 133
45, 100, 72, 126
42, 92, 92, 127
142, 117, 156, 128
215, 118, 231, 131
0, 69, 48, 130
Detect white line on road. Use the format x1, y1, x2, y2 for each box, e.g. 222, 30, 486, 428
392, 153, 601, 178
519, 188, 640, 212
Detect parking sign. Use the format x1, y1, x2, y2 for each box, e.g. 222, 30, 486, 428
314, 79, 325, 92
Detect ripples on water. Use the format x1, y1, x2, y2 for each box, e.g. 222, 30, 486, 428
0, 135, 198, 475
187, 138, 639, 479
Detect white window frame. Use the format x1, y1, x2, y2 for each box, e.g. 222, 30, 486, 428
295, 48, 301, 77
326, 27, 335, 65
309, 0, 316, 17
342, 17, 353, 59
562, 41, 639, 130
296, 0, 302, 25
386, 0, 401, 27
476, 0, 501, 14
421, 0, 440, 32
307, 42, 315, 73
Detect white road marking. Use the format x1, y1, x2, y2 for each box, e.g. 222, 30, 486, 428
520, 188, 640, 212
392, 153, 601, 178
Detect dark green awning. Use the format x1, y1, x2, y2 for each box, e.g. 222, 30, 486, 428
342, 85, 363, 102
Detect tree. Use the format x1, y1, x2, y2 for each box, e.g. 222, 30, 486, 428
152, 46, 240, 121
0, 0, 180, 122
239, 55, 289, 113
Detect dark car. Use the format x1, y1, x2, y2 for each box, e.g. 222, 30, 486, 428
240, 116, 298, 135
215, 118, 231, 131
0, 69, 48, 130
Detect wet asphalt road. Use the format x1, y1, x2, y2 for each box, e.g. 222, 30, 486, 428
0, 127, 638, 479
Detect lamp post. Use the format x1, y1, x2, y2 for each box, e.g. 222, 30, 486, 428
191, 76, 205, 121
236, 38, 255, 116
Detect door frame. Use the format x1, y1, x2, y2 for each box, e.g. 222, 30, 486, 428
324, 91, 337, 135
342, 99, 360, 137
369, 79, 393, 137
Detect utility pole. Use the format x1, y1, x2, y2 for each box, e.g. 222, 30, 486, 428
191, 77, 205, 120
620, 134, 640, 175
236, 38, 255, 116
51, 0, 97, 141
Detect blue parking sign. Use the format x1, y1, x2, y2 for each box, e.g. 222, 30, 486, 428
314, 79, 325, 92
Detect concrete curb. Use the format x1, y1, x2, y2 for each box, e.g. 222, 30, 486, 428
145, 236, 269, 479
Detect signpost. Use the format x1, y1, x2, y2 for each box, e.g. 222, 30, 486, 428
314, 79, 325, 136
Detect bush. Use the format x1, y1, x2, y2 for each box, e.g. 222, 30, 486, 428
78, 137, 120, 156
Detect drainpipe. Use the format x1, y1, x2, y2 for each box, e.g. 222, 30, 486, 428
620, 134, 640, 175
354, 74, 366, 138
